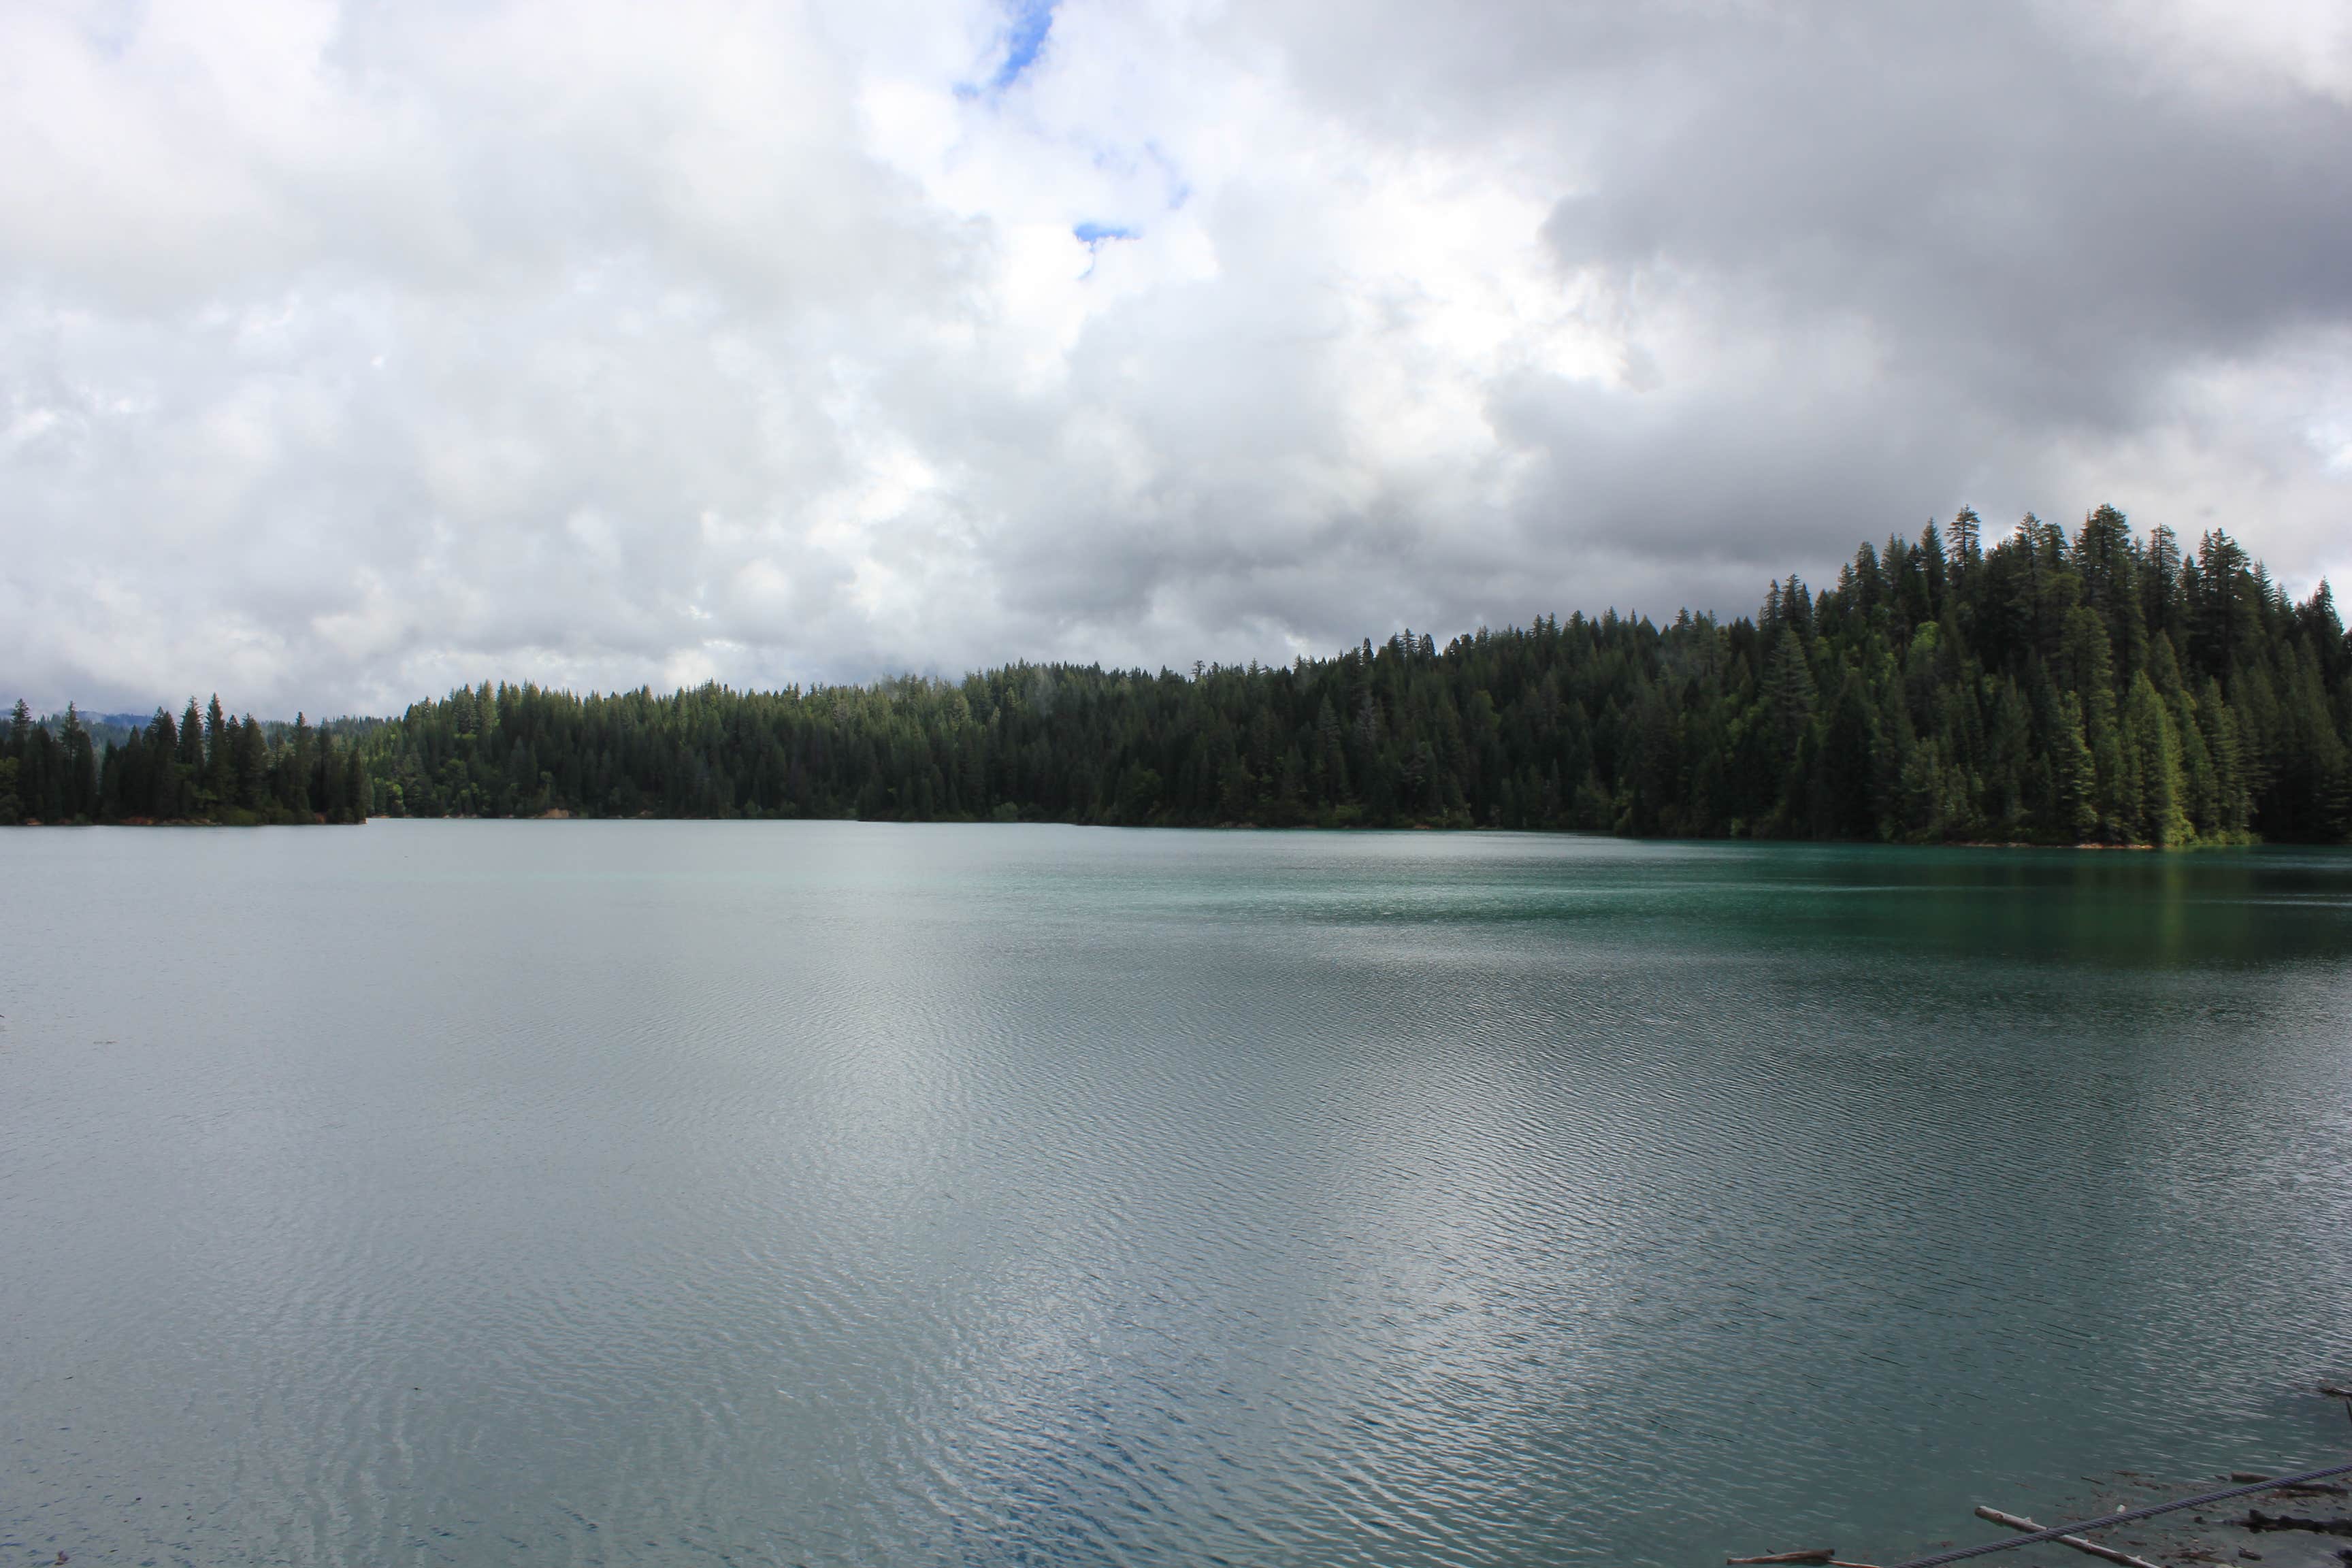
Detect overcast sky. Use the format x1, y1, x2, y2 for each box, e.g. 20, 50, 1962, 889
4, 0, 2349, 715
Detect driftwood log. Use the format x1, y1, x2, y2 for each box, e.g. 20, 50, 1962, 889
1974, 1505, 2164, 1568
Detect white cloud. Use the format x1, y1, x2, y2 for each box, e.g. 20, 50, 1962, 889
1, 0, 2347, 715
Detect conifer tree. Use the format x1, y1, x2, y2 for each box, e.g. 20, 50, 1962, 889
204, 696, 232, 805
176, 700, 206, 813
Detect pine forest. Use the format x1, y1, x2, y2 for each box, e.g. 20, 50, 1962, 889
7, 508, 2349, 845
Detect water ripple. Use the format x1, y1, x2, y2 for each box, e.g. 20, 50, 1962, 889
1, 823, 2349, 1567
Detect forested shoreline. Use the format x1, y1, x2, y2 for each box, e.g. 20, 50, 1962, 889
1, 698, 370, 826
8, 508, 2350, 843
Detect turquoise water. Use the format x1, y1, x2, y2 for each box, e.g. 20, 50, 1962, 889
2, 823, 2349, 1566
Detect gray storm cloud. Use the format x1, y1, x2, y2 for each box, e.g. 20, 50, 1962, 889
2, 0, 2347, 716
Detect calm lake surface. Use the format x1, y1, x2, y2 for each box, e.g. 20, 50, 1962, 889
3, 823, 2350, 1567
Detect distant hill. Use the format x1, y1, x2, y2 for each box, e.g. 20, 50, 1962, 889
31, 710, 147, 754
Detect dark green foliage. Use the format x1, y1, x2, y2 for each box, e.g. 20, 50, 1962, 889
338, 510, 2349, 845
0, 694, 368, 825
11, 508, 2349, 842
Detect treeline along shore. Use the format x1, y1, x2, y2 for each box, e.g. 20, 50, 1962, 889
2, 699, 372, 826
8, 508, 2351, 843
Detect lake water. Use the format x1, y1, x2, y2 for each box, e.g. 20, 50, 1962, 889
3, 823, 2350, 1567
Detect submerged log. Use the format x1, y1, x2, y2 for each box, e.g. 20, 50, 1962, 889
1975, 1505, 2165, 1568
2231, 1473, 2349, 1496
2243, 1511, 2352, 1537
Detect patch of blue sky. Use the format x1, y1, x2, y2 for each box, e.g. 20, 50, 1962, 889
1074, 222, 1139, 246
990, 0, 1057, 91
